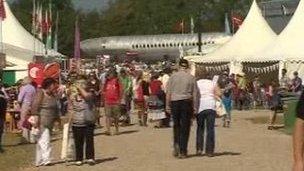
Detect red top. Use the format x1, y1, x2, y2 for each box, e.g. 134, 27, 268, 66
103, 78, 121, 105
149, 80, 162, 96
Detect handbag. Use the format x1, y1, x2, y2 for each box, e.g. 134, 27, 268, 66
215, 100, 227, 118
84, 109, 96, 124
22, 115, 32, 129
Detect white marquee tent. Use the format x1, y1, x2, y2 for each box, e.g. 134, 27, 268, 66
189, 0, 277, 75
1, 0, 62, 84
255, 0, 304, 78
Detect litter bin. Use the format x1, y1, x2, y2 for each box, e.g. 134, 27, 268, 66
282, 97, 299, 135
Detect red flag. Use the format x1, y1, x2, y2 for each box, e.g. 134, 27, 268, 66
231, 13, 243, 33
174, 20, 184, 33
231, 14, 243, 27
0, 0, 6, 21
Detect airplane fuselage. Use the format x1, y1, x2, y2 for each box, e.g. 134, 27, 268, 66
81, 33, 231, 62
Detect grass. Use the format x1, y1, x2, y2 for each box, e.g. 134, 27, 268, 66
0, 133, 35, 171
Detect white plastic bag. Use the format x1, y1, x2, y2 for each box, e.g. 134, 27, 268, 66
35, 128, 51, 166
216, 100, 227, 118
61, 123, 75, 161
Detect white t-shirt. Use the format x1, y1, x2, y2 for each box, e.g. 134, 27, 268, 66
197, 79, 216, 113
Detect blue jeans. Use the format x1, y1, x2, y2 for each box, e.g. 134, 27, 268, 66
196, 109, 216, 153
171, 100, 192, 155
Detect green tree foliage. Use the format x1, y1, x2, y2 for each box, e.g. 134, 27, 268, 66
10, 0, 252, 57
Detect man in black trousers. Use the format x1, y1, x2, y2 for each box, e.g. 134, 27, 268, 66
166, 59, 199, 159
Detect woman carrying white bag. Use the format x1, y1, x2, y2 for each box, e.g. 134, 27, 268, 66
31, 78, 60, 167
196, 74, 222, 157
66, 77, 96, 166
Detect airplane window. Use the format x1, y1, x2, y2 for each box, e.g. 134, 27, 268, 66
158, 44, 161, 48
170, 43, 173, 47
151, 44, 154, 48
181, 43, 184, 46
143, 44, 146, 48
155, 44, 157, 48
147, 44, 150, 48
136, 45, 138, 48
193, 43, 196, 46
132, 45, 134, 49
166, 43, 169, 47
212, 41, 215, 44
162, 44, 165, 47
204, 42, 207, 45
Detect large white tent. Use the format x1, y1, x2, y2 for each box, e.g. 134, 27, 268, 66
256, 0, 304, 78
1, 0, 62, 84
189, 0, 277, 74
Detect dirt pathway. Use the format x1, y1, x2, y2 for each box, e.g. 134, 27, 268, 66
23, 110, 292, 171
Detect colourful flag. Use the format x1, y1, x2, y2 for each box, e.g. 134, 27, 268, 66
31, 0, 36, 34
53, 11, 58, 52
38, 3, 43, 40
231, 13, 243, 33
225, 13, 231, 35
174, 19, 185, 33
190, 17, 194, 34
73, 18, 81, 59
0, 0, 6, 21
46, 2, 52, 52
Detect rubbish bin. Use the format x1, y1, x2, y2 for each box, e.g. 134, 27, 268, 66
283, 98, 299, 135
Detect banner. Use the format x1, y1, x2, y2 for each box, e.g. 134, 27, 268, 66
28, 62, 45, 87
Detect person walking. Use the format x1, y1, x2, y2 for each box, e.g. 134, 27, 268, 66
133, 71, 148, 126
18, 77, 36, 142
222, 76, 233, 128
291, 71, 303, 95
119, 69, 133, 125
69, 77, 96, 166
166, 59, 199, 159
32, 78, 59, 166
196, 74, 221, 156
103, 70, 122, 135
0, 91, 7, 153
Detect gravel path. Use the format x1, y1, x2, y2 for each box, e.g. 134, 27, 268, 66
23, 110, 292, 171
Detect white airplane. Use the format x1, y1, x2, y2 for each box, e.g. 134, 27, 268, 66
81, 32, 231, 61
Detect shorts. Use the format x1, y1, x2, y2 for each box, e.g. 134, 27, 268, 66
134, 100, 145, 111
105, 105, 121, 119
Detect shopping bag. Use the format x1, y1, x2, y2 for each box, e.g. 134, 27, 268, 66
35, 128, 51, 166
60, 123, 75, 161
216, 100, 227, 118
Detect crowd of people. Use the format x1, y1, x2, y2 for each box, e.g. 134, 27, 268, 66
0, 58, 304, 167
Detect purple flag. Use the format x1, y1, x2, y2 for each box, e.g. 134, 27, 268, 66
74, 19, 80, 59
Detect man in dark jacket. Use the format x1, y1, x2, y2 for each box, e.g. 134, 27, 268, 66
0, 91, 7, 153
